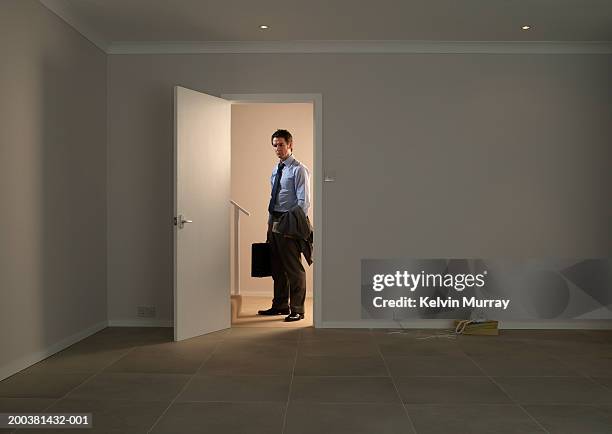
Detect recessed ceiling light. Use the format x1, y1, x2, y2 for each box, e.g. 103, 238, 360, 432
521, 25, 531, 30
259, 25, 269, 30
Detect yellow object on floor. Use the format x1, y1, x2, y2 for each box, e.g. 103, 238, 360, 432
454, 320, 499, 335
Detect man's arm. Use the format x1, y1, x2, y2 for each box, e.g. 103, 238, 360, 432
294, 165, 311, 216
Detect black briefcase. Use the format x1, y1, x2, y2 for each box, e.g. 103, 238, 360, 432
251, 242, 272, 277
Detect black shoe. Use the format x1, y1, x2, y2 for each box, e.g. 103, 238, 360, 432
258, 307, 290, 316
284, 312, 304, 322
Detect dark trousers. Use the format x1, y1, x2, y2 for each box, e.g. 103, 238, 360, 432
268, 224, 306, 314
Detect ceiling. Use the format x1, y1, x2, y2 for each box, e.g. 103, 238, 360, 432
40, 0, 612, 53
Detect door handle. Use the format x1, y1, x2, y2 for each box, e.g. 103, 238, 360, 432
175, 215, 193, 229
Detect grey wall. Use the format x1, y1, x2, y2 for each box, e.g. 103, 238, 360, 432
107, 52, 612, 325
0, 0, 107, 379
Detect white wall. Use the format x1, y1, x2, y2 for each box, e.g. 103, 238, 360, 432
0, 0, 107, 380
107, 52, 612, 326
230, 103, 314, 297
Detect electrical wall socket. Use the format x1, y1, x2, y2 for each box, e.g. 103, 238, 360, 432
137, 306, 156, 318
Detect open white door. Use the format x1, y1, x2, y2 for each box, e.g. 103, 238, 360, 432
174, 86, 231, 341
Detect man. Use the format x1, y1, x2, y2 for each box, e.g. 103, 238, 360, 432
258, 129, 311, 322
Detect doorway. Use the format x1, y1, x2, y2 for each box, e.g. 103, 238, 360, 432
229, 102, 314, 328
173, 90, 323, 341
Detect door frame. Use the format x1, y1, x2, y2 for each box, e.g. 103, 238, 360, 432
222, 93, 323, 328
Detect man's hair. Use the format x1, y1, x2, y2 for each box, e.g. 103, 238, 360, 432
271, 129, 293, 144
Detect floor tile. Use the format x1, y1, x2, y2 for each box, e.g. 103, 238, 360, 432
557, 355, 612, 378
301, 328, 374, 342
294, 355, 388, 377
284, 402, 415, 434
523, 404, 612, 434
495, 377, 612, 404
593, 377, 612, 390
405, 404, 545, 433
136, 336, 221, 353
396, 377, 512, 404
502, 330, 596, 343
582, 330, 612, 344
198, 352, 295, 376
149, 401, 285, 434
17, 347, 129, 375
72, 327, 173, 352
103, 345, 213, 375
15, 399, 168, 434
385, 355, 483, 377
177, 375, 290, 402
66, 373, 189, 402
378, 340, 464, 357
470, 354, 580, 377
0, 372, 92, 399
0, 398, 55, 412
533, 340, 612, 357
299, 340, 380, 357
290, 377, 399, 403
458, 340, 542, 357
172, 328, 231, 343
225, 327, 302, 342
214, 339, 297, 357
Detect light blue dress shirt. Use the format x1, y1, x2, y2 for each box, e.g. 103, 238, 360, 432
269, 154, 311, 215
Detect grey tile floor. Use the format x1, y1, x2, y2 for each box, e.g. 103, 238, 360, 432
1, 327, 612, 433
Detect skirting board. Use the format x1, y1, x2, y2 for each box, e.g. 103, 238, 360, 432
0, 320, 107, 382
319, 320, 612, 330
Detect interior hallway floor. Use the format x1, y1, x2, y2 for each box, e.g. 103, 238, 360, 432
1, 327, 612, 433
232, 295, 313, 327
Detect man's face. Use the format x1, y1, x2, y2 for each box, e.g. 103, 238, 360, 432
272, 137, 292, 160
